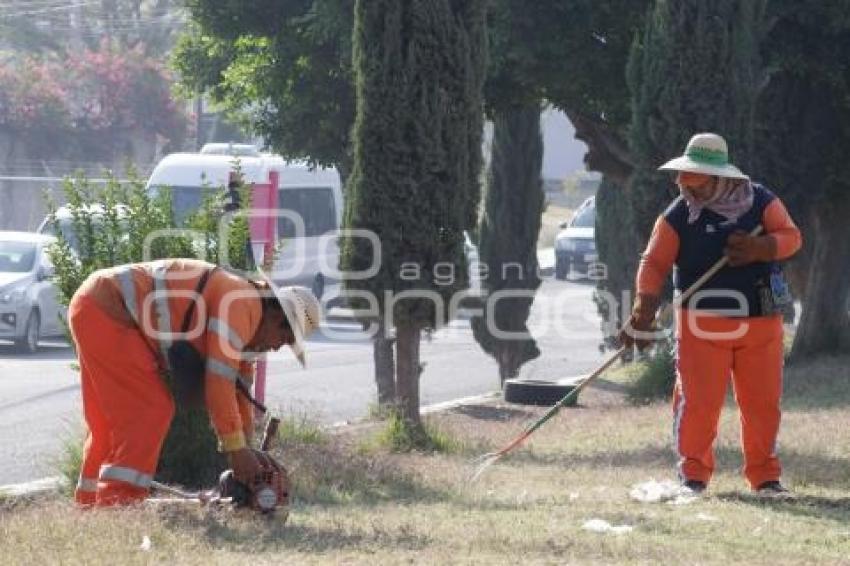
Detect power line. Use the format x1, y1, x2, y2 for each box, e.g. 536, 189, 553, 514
0, 1, 70, 9
1, 1, 99, 18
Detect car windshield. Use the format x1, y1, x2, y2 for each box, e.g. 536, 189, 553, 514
150, 185, 222, 224
571, 204, 595, 228
277, 188, 337, 238
0, 241, 37, 273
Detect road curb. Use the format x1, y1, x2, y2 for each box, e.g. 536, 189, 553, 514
0, 392, 503, 501
0, 476, 63, 500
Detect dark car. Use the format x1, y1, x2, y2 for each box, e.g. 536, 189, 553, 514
554, 197, 597, 279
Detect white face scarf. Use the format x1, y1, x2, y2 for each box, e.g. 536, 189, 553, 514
680, 177, 754, 224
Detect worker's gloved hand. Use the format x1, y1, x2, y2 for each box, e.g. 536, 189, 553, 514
227, 447, 265, 486
724, 230, 776, 267
617, 293, 660, 350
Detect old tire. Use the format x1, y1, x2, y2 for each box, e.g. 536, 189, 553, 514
503, 379, 578, 407
15, 310, 40, 354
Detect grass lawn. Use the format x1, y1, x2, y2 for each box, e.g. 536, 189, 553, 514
2, 356, 849, 565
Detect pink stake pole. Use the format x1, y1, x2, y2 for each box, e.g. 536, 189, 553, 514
251, 171, 279, 417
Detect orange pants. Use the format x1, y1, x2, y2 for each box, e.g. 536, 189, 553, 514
673, 310, 784, 488
68, 294, 174, 506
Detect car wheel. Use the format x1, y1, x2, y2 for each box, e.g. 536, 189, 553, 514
311, 273, 325, 300
503, 378, 579, 407
15, 310, 40, 354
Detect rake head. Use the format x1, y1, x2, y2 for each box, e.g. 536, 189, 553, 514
468, 451, 502, 483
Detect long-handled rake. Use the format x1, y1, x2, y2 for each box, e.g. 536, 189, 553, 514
469, 225, 763, 482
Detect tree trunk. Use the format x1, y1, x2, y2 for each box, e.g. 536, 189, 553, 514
790, 197, 850, 360
394, 322, 422, 427
497, 345, 520, 387
373, 320, 396, 407
564, 109, 634, 187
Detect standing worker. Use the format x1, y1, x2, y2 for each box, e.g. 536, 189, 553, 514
619, 133, 801, 496
68, 258, 320, 506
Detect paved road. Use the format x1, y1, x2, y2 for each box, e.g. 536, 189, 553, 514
0, 277, 607, 484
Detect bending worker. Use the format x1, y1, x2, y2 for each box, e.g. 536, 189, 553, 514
619, 133, 801, 496
68, 258, 320, 506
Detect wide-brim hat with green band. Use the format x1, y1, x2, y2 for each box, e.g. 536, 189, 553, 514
658, 132, 749, 180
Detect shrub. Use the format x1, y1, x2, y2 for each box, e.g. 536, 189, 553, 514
371, 411, 463, 454
46, 171, 252, 489
627, 337, 677, 405
278, 412, 328, 447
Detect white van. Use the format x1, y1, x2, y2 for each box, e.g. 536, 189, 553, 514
145, 146, 343, 298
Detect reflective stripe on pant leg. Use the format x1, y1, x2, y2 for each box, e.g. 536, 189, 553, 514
73, 295, 174, 507
69, 296, 117, 507
99, 465, 153, 489
75, 476, 98, 506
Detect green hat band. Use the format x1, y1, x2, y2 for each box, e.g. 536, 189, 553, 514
686, 147, 728, 166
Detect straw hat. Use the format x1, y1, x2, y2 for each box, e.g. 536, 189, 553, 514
258, 269, 321, 367
658, 133, 749, 180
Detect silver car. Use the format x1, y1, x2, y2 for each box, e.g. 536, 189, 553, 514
0, 231, 64, 353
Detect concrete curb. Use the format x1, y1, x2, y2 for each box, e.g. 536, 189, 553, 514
0, 476, 63, 499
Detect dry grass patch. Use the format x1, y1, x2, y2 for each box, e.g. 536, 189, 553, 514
3, 360, 850, 564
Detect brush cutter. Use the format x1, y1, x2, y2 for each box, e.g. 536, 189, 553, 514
150, 416, 289, 518
469, 225, 764, 482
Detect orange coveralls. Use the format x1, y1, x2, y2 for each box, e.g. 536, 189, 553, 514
68, 259, 261, 505
637, 194, 801, 488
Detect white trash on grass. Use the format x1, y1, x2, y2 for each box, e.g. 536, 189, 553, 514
140, 536, 152, 552
629, 479, 698, 505
582, 519, 634, 535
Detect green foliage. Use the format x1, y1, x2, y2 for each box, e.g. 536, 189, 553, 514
486, 0, 649, 125
627, 0, 767, 245
342, 0, 486, 326
592, 176, 639, 349
372, 411, 462, 454
753, 1, 850, 358
278, 413, 328, 446
157, 406, 226, 488
44, 172, 193, 308
174, 1, 357, 178
46, 171, 254, 489
627, 338, 677, 405
472, 104, 544, 383
55, 429, 84, 497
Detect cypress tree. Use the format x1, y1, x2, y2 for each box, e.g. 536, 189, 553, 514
343, 0, 487, 427
754, 1, 850, 358
592, 175, 638, 345
471, 104, 544, 385
627, 0, 766, 262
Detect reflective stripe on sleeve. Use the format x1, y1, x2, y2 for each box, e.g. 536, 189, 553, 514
116, 267, 139, 324
99, 465, 153, 489
207, 358, 240, 382
152, 263, 172, 361
76, 477, 97, 492
208, 317, 245, 351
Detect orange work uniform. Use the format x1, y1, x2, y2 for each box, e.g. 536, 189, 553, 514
68, 259, 262, 505
637, 185, 801, 487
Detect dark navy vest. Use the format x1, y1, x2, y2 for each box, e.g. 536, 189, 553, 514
663, 184, 776, 317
